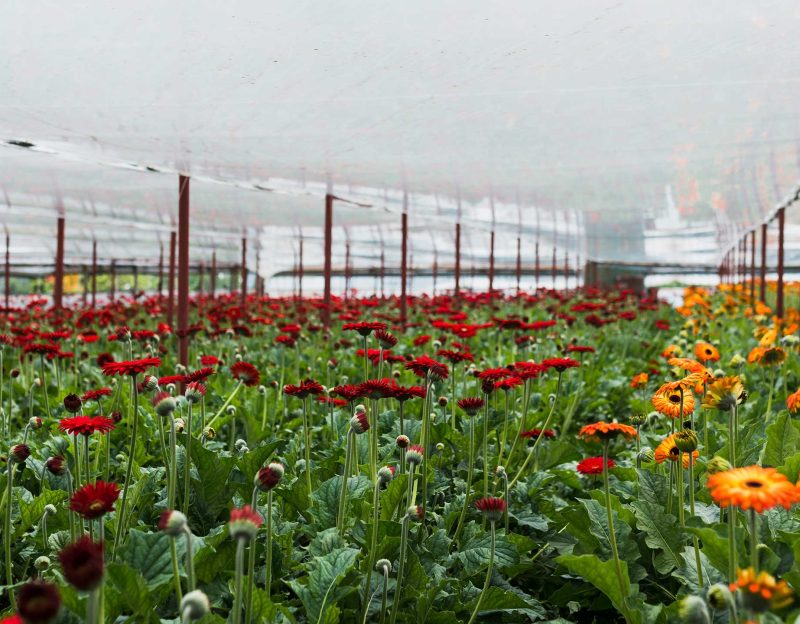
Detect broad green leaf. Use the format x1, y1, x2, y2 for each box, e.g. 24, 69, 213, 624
117, 529, 178, 589
380, 473, 409, 521
631, 501, 682, 574
191, 442, 237, 532
105, 562, 160, 623
457, 531, 518, 575
311, 474, 372, 528
579, 498, 639, 563
286, 547, 360, 624
762, 412, 800, 467
14, 488, 67, 539
465, 586, 545, 619
557, 554, 635, 622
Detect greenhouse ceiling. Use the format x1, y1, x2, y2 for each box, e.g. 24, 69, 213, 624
2, 0, 800, 274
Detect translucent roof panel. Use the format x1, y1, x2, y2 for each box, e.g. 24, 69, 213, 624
2, 0, 800, 273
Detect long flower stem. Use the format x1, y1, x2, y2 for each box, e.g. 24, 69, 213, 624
496, 392, 511, 467
687, 454, 703, 588
388, 515, 411, 624
730, 403, 737, 468
602, 440, 630, 623
362, 479, 381, 622
170, 538, 183, 605
466, 520, 495, 624
206, 380, 243, 428
245, 487, 258, 624
728, 506, 738, 583
508, 372, 562, 490
265, 490, 273, 599
749, 508, 758, 572
184, 527, 195, 591
112, 375, 139, 561
302, 397, 313, 500
337, 431, 354, 535
4, 461, 16, 610
233, 539, 246, 624
482, 397, 489, 499
168, 416, 178, 509
452, 412, 475, 545
183, 403, 192, 515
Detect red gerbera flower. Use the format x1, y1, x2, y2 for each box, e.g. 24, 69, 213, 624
200, 355, 220, 366
283, 378, 324, 398
577, 456, 614, 475
331, 384, 364, 402
477, 367, 513, 381
405, 355, 449, 380
475, 496, 507, 522
357, 379, 394, 400
566, 345, 595, 354
520, 428, 556, 439
413, 334, 432, 346
374, 330, 398, 348
457, 397, 485, 415
541, 357, 580, 372
494, 376, 523, 391
81, 387, 113, 402
436, 349, 475, 364
59, 537, 104, 591
158, 374, 187, 386
59, 416, 116, 436
102, 357, 161, 377
514, 362, 544, 380
390, 383, 426, 402
342, 321, 388, 337
186, 367, 215, 383
231, 361, 260, 387
70, 481, 120, 519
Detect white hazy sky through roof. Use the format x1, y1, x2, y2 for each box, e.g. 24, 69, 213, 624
1, 0, 799, 275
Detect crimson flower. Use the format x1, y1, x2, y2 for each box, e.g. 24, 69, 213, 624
102, 357, 161, 377
231, 361, 260, 387
229, 505, 263, 540
59, 416, 115, 436
457, 397, 485, 415
70, 481, 120, 519
374, 329, 398, 348
514, 362, 544, 379
436, 349, 474, 364
405, 355, 448, 380
283, 378, 324, 398
342, 321, 388, 337
520, 428, 556, 439
23, 342, 59, 357
577, 456, 614, 475
477, 367, 513, 381
159, 374, 187, 386
81, 387, 112, 402
541, 357, 580, 372
17, 580, 61, 624
186, 367, 215, 383
331, 384, 364, 403
59, 537, 104, 591
357, 379, 393, 400
390, 383, 426, 402
494, 376, 523, 391
566, 345, 595, 354
200, 355, 220, 366
475, 496, 507, 522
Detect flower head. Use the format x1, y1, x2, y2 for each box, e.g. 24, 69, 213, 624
62, 393, 82, 414
457, 397, 485, 416
577, 422, 638, 443
254, 462, 284, 491
152, 391, 177, 417
231, 361, 260, 387
702, 376, 747, 412
520, 428, 556, 439
577, 456, 614, 475
229, 505, 263, 540
651, 384, 696, 418
405, 356, 448, 380
630, 373, 649, 389
81, 387, 112, 403
59, 416, 115, 436
70, 481, 120, 519
159, 509, 188, 536
475, 496, 507, 523
58, 537, 104, 591
541, 357, 580, 372
17, 579, 61, 624
729, 567, 793, 613
654, 433, 699, 468
707, 466, 800, 512
101, 357, 161, 377
343, 321, 388, 337
185, 381, 206, 403
283, 378, 324, 398
405, 445, 424, 466
694, 341, 720, 362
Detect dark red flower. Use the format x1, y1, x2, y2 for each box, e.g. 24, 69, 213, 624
541, 357, 580, 372
475, 496, 507, 522
436, 349, 474, 364
81, 387, 112, 402
374, 330, 398, 349
70, 481, 120, 519
390, 383, 426, 402
520, 428, 556, 439
158, 374, 187, 386
46, 456, 67, 475
513, 362, 544, 380
494, 376, 523, 391
357, 379, 393, 400
566, 345, 595, 354
231, 361, 260, 387
102, 357, 161, 377
331, 384, 364, 403
96, 352, 114, 367
342, 321, 388, 337
577, 456, 614, 475
412, 334, 431, 346
186, 367, 214, 383
457, 397, 485, 415
405, 355, 448, 380
58, 536, 104, 591
200, 355, 220, 366
62, 393, 82, 413
477, 367, 513, 381
283, 378, 324, 398
59, 416, 115, 436
17, 579, 61, 624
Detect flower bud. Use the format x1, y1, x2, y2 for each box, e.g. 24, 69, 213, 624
628, 413, 646, 426
34, 555, 51, 571
63, 393, 82, 413
707, 583, 734, 611
674, 429, 698, 453
706, 456, 731, 475
437, 396, 448, 407
435, 442, 444, 452
46, 456, 66, 475
677, 595, 710, 624
395, 435, 410, 449
637, 448, 655, 464
258, 385, 267, 396
376, 558, 392, 573
495, 465, 507, 479
44, 504, 57, 516
174, 418, 186, 433
406, 505, 424, 522
405, 445, 424, 466
141, 375, 159, 392
28, 416, 43, 430
10, 443, 30, 463
202, 426, 216, 440
226, 405, 236, 416
159, 509, 188, 537
17, 579, 61, 624
152, 391, 176, 417
255, 462, 284, 491
350, 411, 370, 434
377, 465, 395, 485
181, 590, 211, 620
235, 439, 248, 451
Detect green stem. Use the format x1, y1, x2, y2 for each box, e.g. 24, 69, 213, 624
184, 527, 195, 592
206, 380, 243, 428
170, 538, 183, 605
466, 521, 496, 624
452, 412, 475, 545
728, 505, 738, 583
688, 453, 703, 588
379, 566, 389, 624
245, 486, 258, 624
4, 461, 16, 610
337, 431, 354, 535
265, 490, 273, 599
362, 479, 381, 622
482, 396, 489, 499
749, 508, 758, 573
388, 515, 411, 624
112, 375, 139, 561
233, 538, 246, 624
496, 391, 511, 466
602, 440, 630, 623
183, 403, 192, 515
302, 397, 313, 501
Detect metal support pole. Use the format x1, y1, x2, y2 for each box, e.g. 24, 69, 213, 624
380, 248, 385, 299
750, 230, 756, 306
53, 217, 65, 309
177, 175, 190, 369
323, 194, 333, 328
777, 208, 785, 318
454, 223, 461, 295
110, 259, 116, 302
488, 230, 495, 293
344, 240, 351, 301
535, 241, 540, 288
432, 251, 438, 297
298, 237, 304, 301
400, 212, 408, 322
515, 237, 521, 294
240, 237, 247, 307
551, 247, 556, 289
760, 223, 767, 303
4, 234, 9, 310
198, 262, 204, 295
210, 250, 217, 298
167, 231, 176, 326
564, 251, 569, 291
157, 243, 164, 297
91, 240, 97, 308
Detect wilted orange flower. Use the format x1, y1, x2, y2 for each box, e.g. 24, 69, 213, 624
630, 373, 649, 389
707, 466, 800, 513
702, 376, 746, 411
788, 388, 800, 414
759, 347, 787, 367
729, 567, 794, 612
747, 346, 766, 364
694, 342, 720, 362
654, 433, 699, 468
577, 422, 638, 443
652, 384, 696, 419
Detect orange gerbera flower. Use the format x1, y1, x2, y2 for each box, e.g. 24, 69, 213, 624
729, 567, 794, 613
577, 422, 638, 443
630, 373, 649, 389
787, 388, 800, 414
661, 344, 682, 359
707, 466, 800, 513
747, 346, 766, 364
694, 341, 720, 363
667, 358, 711, 377
759, 347, 787, 367
654, 433, 699, 468
652, 385, 696, 418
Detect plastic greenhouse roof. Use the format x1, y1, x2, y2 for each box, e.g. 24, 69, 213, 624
2, 1, 800, 277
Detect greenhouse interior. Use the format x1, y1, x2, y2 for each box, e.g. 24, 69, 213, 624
2, 2, 800, 623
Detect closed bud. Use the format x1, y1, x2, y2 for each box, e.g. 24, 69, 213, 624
44, 504, 57, 516
377, 465, 395, 484
46, 455, 66, 475
350, 411, 370, 434
395, 434, 410, 449
174, 418, 186, 433
235, 439, 248, 451
707, 583, 733, 611
629, 413, 646, 426
226, 405, 236, 416
152, 391, 176, 417
159, 509, 188, 536
181, 590, 211, 620
405, 445, 424, 466
376, 558, 392, 573
674, 429, 698, 453
257, 385, 267, 396
202, 426, 216, 440
63, 393, 82, 413
255, 462, 284, 491
677, 595, 710, 624
34, 555, 51, 571
437, 396, 448, 407
495, 465, 507, 478
706, 456, 731, 475
406, 505, 424, 522
10, 443, 30, 463
141, 375, 159, 392
638, 448, 655, 464
435, 442, 444, 452
29, 416, 43, 429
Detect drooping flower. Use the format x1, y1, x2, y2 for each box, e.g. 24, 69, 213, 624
58, 537, 104, 591
283, 378, 324, 398
707, 466, 800, 513
231, 361, 260, 387
101, 357, 161, 377
474, 497, 507, 522
577, 422, 638, 443
69, 481, 120, 519
702, 376, 747, 411
457, 397, 485, 416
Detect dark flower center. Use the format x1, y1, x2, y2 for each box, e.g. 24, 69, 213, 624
669, 394, 681, 404
745, 480, 763, 488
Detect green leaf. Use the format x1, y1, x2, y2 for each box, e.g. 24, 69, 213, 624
117, 529, 178, 589
380, 473, 408, 521
191, 443, 237, 532
579, 498, 639, 563
287, 547, 360, 624
105, 563, 160, 623
557, 553, 633, 621
14, 489, 67, 539
465, 586, 545, 619
631, 501, 682, 574
457, 531, 518, 575
311, 474, 372, 528
762, 412, 800, 467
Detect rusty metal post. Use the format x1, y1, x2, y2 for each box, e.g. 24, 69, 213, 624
53, 217, 65, 309
177, 175, 190, 368
323, 194, 333, 328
